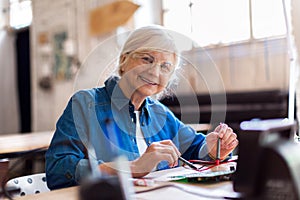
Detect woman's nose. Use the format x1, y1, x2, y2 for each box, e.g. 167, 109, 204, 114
147, 63, 160, 76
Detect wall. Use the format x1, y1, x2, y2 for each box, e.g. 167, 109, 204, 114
0, 0, 20, 134
31, 0, 136, 131
291, 0, 300, 133
31, 0, 117, 131
0, 31, 20, 134
177, 38, 289, 95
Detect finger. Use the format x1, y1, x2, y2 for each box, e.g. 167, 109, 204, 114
221, 127, 233, 142
217, 123, 228, 138
222, 131, 237, 147
225, 138, 239, 150
205, 132, 219, 154
206, 131, 219, 140
148, 142, 179, 166
206, 131, 219, 144
142, 146, 178, 168
162, 144, 179, 165
153, 146, 178, 167
160, 140, 181, 156
161, 153, 177, 167
214, 124, 222, 132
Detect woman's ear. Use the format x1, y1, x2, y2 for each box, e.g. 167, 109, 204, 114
120, 54, 127, 65
119, 54, 127, 75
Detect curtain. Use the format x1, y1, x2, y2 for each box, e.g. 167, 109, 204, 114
0, 30, 20, 134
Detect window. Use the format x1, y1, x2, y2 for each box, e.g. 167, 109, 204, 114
163, 0, 288, 46
10, 0, 32, 29
251, 0, 287, 39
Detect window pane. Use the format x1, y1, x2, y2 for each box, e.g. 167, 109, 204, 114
163, 0, 250, 47
191, 0, 250, 46
162, 0, 191, 37
251, 0, 287, 39
10, 0, 32, 29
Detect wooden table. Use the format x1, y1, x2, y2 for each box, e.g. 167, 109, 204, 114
0, 125, 208, 159
13, 186, 78, 200
13, 166, 240, 200
0, 131, 54, 159
13, 180, 237, 200
187, 123, 211, 132
0, 124, 209, 158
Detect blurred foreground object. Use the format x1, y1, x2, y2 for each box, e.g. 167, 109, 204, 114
234, 118, 300, 199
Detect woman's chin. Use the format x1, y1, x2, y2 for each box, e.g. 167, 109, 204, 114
137, 86, 159, 97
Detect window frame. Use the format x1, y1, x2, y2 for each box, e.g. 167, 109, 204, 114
161, 0, 288, 48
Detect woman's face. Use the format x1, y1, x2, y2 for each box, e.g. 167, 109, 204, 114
120, 50, 176, 99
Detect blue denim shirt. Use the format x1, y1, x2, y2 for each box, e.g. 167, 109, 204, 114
45, 76, 209, 190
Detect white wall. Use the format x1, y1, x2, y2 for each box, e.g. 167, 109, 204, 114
0, 30, 20, 134
177, 38, 289, 94
31, 0, 124, 131
0, 0, 20, 134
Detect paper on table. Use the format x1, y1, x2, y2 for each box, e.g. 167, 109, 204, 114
135, 162, 240, 200
144, 162, 237, 182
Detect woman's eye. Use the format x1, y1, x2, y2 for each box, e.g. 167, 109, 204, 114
161, 63, 172, 71
141, 56, 154, 64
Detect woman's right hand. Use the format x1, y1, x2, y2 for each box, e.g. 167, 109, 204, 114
130, 139, 181, 178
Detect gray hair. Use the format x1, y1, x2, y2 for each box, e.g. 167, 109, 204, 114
118, 25, 181, 98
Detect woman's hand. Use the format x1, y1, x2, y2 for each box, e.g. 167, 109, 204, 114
206, 123, 238, 160
98, 140, 180, 178
130, 139, 181, 177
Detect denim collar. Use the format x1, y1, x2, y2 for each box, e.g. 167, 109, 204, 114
104, 76, 151, 119
105, 76, 129, 111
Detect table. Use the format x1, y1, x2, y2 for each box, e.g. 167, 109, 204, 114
187, 123, 211, 132
0, 131, 54, 159
0, 124, 209, 159
12, 182, 236, 200
13, 166, 240, 200
0, 131, 54, 175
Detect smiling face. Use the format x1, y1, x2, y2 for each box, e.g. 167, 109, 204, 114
119, 50, 176, 106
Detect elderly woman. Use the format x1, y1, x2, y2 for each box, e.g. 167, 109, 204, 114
45, 25, 238, 190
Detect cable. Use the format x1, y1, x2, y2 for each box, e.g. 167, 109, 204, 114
135, 182, 239, 199
182, 159, 237, 172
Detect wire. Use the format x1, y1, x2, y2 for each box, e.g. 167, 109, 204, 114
189, 159, 236, 165
188, 160, 216, 165
135, 182, 239, 199
182, 159, 237, 172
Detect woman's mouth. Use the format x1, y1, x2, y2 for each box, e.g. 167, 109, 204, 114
139, 76, 157, 85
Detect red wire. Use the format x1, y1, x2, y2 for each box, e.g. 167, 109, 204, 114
182, 160, 236, 172
195, 164, 216, 172
188, 160, 215, 165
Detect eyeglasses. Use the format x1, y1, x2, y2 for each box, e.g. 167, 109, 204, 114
131, 52, 174, 75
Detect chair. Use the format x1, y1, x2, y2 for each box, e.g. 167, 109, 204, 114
5, 173, 50, 196
0, 159, 9, 184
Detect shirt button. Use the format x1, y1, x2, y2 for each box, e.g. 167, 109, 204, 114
65, 172, 73, 180
142, 122, 145, 126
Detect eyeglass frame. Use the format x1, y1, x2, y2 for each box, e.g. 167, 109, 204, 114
129, 51, 175, 75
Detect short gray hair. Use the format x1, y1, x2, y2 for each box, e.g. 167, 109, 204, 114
118, 25, 181, 98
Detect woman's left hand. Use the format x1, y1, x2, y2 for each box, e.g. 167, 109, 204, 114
206, 123, 238, 160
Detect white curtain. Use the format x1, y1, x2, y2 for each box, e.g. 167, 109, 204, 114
0, 30, 20, 134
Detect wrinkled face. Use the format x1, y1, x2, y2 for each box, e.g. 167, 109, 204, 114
120, 50, 176, 99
